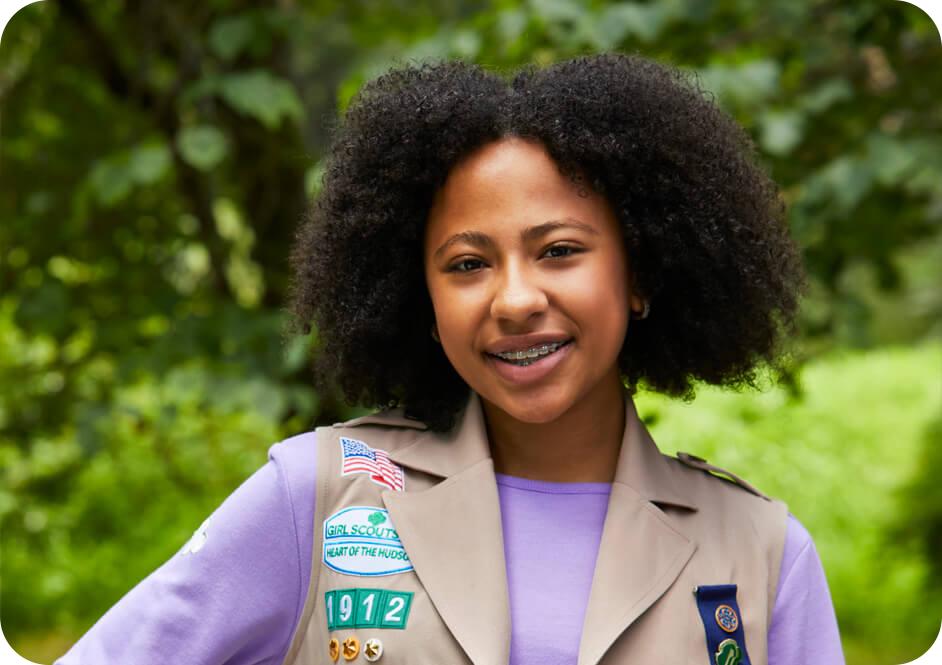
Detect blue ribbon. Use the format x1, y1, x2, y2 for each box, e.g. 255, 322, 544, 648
694, 584, 752, 665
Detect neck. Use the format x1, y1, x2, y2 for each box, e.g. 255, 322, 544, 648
482, 372, 627, 483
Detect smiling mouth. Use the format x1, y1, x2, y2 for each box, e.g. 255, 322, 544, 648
487, 339, 573, 366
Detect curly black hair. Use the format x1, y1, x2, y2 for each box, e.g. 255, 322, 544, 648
286, 52, 807, 432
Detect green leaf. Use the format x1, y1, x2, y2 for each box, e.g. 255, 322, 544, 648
798, 78, 854, 114
530, 0, 583, 24
177, 125, 229, 171
695, 60, 781, 109
814, 156, 873, 213
217, 70, 303, 129
128, 143, 171, 185
304, 160, 326, 198
496, 9, 527, 43
758, 109, 806, 156
451, 28, 481, 59
208, 14, 256, 62
593, 2, 672, 47
88, 159, 133, 206
867, 134, 919, 186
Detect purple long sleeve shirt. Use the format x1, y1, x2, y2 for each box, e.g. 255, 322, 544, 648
54, 431, 845, 665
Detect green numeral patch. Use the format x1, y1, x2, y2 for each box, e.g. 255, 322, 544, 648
325, 589, 413, 630
379, 591, 413, 629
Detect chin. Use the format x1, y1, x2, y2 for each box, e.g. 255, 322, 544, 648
483, 385, 573, 424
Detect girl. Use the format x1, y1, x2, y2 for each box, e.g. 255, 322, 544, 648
57, 53, 844, 665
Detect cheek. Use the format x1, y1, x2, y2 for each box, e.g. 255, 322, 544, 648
570, 259, 630, 323
427, 279, 478, 341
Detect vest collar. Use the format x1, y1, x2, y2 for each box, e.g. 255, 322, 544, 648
386, 389, 699, 512
380, 389, 699, 665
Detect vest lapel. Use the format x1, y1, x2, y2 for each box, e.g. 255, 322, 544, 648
576, 395, 699, 665
382, 392, 511, 665
381, 390, 700, 665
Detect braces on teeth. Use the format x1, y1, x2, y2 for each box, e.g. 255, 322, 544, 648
495, 342, 566, 365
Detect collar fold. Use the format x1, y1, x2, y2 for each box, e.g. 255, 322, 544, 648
384, 390, 699, 512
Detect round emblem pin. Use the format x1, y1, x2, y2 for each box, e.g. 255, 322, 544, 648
342, 636, 360, 661
364, 638, 384, 662
328, 638, 340, 662
715, 604, 739, 633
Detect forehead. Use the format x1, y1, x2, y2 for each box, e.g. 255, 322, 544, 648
425, 137, 612, 239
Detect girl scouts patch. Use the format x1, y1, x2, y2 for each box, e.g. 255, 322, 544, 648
323, 506, 413, 576
340, 437, 406, 491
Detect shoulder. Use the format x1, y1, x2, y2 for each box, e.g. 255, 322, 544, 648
779, 512, 819, 586
323, 407, 430, 453
268, 431, 319, 534
769, 513, 845, 663
270, 430, 319, 489
659, 450, 788, 545
670, 451, 774, 502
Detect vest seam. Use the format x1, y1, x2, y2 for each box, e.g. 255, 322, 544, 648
765, 500, 790, 636
272, 442, 306, 665
774, 522, 811, 598
280, 426, 334, 665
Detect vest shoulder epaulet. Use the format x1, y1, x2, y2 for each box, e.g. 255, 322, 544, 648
674, 451, 771, 501
332, 407, 428, 430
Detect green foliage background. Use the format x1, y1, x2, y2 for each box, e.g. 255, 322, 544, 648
1, 1, 939, 663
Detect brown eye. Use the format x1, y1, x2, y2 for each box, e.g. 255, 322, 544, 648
543, 245, 581, 259
448, 258, 485, 273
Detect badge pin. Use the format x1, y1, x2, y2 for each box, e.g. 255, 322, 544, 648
715, 604, 739, 633
364, 638, 384, 662
342, 636, 360, 661
328, 638, 340, 662
714, 637, 742, 665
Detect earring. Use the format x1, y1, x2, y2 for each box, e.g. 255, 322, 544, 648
430, 323, 440, 342
631, 299, 650, 320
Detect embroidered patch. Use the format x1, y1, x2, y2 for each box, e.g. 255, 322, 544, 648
182, 517, 210, 554
323, 506, 413, 576
340, 437, 405, 491
325, 588, 414, 630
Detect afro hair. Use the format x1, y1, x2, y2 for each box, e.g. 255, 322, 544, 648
286, 52, 807, 432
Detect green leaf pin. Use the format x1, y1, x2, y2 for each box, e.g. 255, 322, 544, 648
714, 638, 742, 665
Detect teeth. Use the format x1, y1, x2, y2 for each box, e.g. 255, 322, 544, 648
495, 341, 566, 362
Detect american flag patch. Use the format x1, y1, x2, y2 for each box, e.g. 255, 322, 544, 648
339, 437, 405, 491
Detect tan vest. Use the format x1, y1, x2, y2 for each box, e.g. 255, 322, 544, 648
282, 390, 788, 665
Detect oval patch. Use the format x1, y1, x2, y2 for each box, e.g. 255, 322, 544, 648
323, 506, 414, 576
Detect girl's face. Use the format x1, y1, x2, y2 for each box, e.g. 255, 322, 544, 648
423, 136, 643, 424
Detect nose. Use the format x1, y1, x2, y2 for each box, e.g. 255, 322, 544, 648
489, 260, 549, 324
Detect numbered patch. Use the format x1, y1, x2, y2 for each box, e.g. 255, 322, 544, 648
326, 589, 414, 630
323, 506, 413, 576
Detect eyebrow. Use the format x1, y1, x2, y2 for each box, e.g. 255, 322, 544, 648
432, 218, 599, 261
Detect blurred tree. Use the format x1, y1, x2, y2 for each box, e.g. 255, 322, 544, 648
0, 0, 939, 662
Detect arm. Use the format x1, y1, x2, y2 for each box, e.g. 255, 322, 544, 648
54, 432, 318, 665
767, 514, 846, 665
